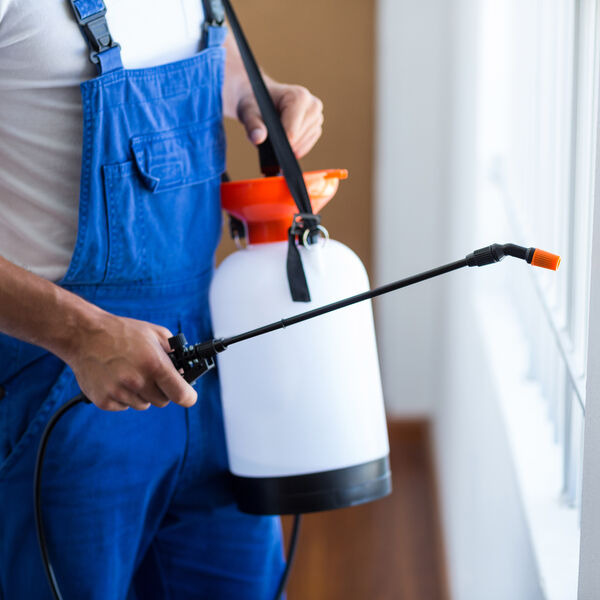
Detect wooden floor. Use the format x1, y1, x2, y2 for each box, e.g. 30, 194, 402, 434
282, 420, 449, 600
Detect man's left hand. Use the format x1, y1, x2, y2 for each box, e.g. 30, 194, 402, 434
222, 31, 324, 159
236, 80, 324, 159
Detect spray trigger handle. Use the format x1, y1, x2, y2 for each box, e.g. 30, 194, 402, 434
168, 333, 218, 385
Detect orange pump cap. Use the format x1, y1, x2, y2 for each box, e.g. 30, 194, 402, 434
221, 169, 348, 244
531, 249, 561, 271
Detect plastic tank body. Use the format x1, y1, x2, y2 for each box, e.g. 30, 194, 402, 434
210, 170, 391, 514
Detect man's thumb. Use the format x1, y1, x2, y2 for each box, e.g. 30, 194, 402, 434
248, 126, 267, 145
239, 101, 268, 145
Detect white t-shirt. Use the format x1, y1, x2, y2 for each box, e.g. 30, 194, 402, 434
0, 0, 206, 281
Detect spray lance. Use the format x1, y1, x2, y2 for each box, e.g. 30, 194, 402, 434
169, 243, 560, 373
34, 242, 560, 600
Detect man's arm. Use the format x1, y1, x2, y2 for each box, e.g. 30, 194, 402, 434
0, 32, 325, 413
0, 255, 196, 411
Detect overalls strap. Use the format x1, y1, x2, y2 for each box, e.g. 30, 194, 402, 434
201, 0, 227, 48
202, 23, 228, 49
68, 1, 227, 70
68, 0, 123, 74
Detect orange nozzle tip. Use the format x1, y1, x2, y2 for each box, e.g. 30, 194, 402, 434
531, 249, 561, 271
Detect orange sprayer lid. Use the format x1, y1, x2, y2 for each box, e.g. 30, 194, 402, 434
221, 169, 348, 244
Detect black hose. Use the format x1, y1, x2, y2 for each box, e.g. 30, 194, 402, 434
34, 393, 88, 600
274, 514, 301, 600
35, 395, 303, 600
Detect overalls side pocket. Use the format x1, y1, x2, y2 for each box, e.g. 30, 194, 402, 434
101, 118, 225, 284
0, 351, 71, 479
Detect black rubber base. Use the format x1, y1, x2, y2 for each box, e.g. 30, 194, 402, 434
232, 456, 392, 515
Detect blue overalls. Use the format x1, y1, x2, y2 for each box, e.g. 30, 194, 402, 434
0, 2, 284, 598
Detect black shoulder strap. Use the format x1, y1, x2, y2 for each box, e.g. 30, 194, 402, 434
222, 0, 321, 302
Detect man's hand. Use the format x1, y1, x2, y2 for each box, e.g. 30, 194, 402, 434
66, 314, 197, 412
222, 31, 324, 158
236, 81, 324, 159
0, 255, 196, 412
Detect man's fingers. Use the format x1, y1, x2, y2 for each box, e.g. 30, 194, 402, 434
155, 356, 198, 408
279, 86, 319, 142
95, 397, 130, 412
237, 83, 323, 152
289, 109, 323, 155
116, 332, 187, 408
151, 325, 173, 352
293, 127, 323, 159
111, 387, 151, 411
139, 381, 170, 408
297, 109, 324, 137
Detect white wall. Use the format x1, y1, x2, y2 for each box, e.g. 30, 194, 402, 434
374, 0, 452, 416
375, 0, 545, 597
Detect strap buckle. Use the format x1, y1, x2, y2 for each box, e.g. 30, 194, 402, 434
202, 0, 226, 26
69, 1, 120, 64
289, 213, 322, 246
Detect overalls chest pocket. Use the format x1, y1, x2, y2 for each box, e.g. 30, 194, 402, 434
101, 117, 225, 284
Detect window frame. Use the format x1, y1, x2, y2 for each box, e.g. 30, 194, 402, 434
475, 0, 600, 597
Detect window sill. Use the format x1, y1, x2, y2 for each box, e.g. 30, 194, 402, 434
474, 290, 580, 600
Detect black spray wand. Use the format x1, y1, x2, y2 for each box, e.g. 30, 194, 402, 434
168, 242, 561, 383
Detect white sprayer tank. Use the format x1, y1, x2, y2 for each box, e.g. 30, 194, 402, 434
210, 172, 391, 514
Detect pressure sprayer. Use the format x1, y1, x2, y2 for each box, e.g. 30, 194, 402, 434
34, 241, 560, 600
33, 1, 562, 599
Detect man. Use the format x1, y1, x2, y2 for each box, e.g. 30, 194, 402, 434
0, 0, 324, 597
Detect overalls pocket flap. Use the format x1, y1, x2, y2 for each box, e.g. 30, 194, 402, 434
130, 118, 225, 193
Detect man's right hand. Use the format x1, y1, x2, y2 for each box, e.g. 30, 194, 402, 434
0, 255, 197, 412
66, 314, 197, 412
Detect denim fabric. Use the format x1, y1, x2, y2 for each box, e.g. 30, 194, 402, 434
71, 0, 106, 21
0, 19, 283, 600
